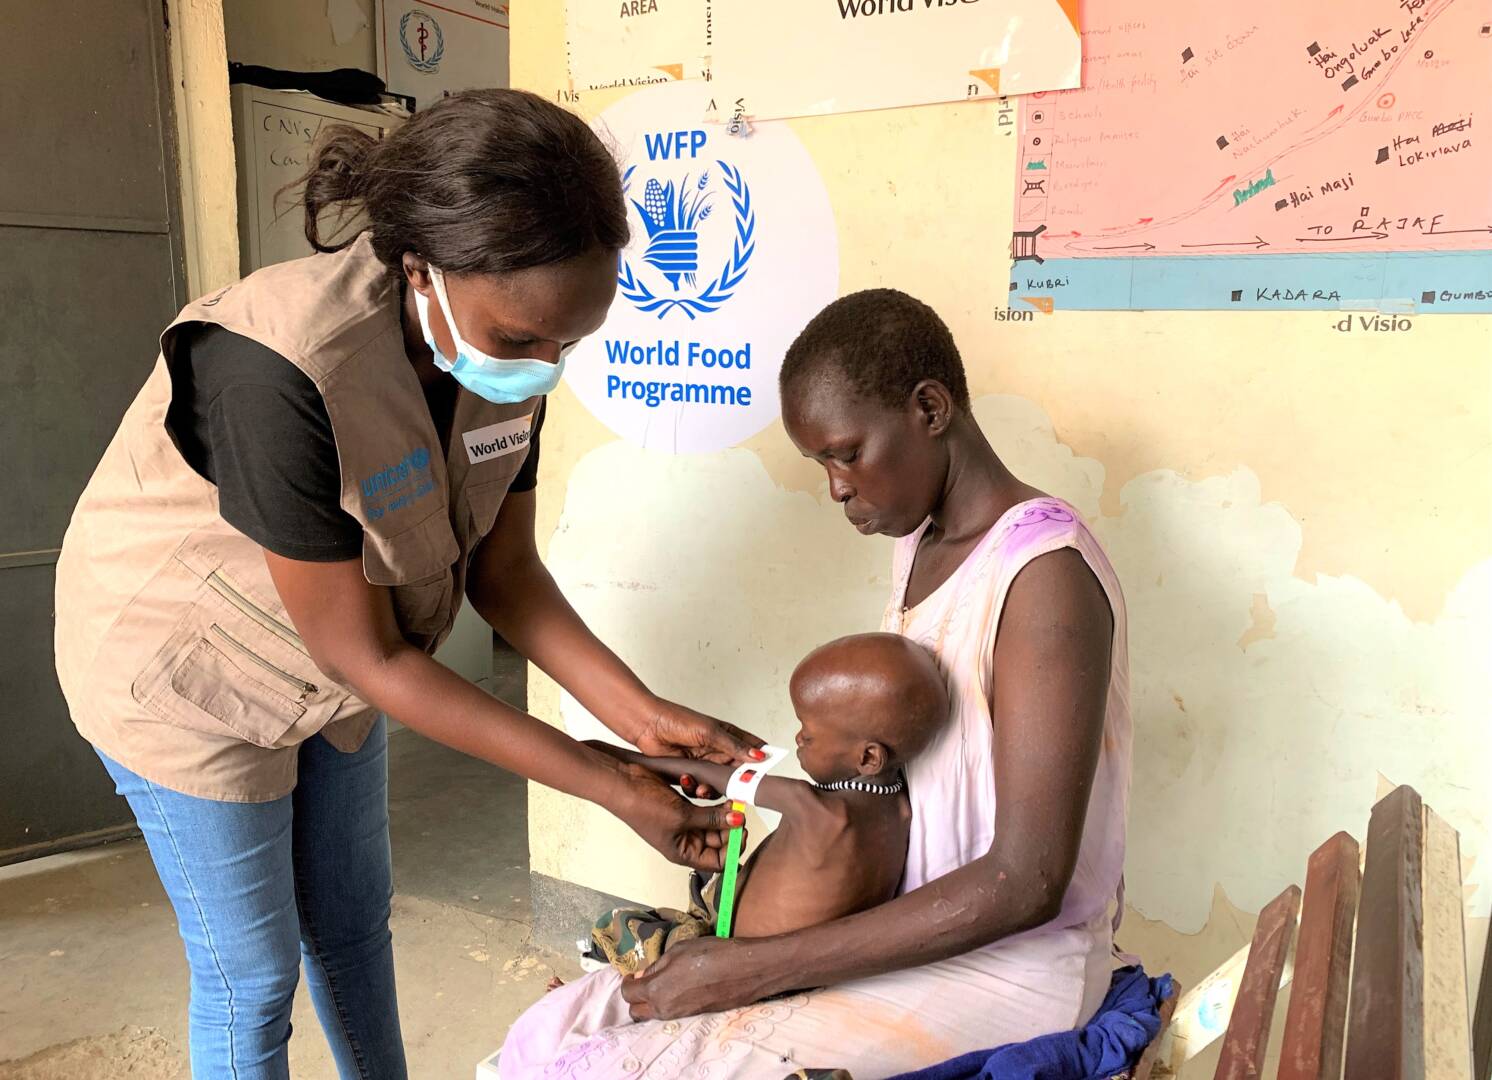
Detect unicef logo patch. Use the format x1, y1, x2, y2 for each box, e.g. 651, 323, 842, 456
399, 9, 445, 74
618, 152, 756, 320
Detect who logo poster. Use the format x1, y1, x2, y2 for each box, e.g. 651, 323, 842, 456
564, 83, 839, 454
376, 0, 510, 104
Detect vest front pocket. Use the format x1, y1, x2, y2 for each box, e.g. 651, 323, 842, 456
170, 634, 307, 747
133, 627, 306, 748
131, 587, 344, 749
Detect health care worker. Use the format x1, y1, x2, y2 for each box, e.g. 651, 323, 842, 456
54, 89, 761, 1079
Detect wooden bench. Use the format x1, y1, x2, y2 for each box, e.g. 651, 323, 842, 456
1131, 784, 1483, 1079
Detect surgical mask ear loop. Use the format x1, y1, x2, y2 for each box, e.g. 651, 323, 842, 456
428, 267, 475, 360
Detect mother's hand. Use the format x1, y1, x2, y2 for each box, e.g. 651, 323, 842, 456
635, 699, 765, 767
621, 936, 774, 1021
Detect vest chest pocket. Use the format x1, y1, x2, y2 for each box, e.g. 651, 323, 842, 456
362, 509, 460, 644
466, 475, 520, 542
388, 570, 454, 641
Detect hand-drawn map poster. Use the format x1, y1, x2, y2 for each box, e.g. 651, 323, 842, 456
1010, 0, 1492, 312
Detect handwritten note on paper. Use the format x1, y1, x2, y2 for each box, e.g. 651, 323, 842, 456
1010, 0, 1492, 311
248, 100, 382, 268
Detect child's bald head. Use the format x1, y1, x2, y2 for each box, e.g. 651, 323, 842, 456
789, 633, 949, 784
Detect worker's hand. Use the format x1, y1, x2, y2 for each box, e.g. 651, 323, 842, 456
582, 740, 724, 802
635, 699, 766, 782
612, 763, 744, 873
621, 936, 773, 1021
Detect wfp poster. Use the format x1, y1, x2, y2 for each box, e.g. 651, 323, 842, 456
711, 0, 1082, 120
564, 83, 839, 453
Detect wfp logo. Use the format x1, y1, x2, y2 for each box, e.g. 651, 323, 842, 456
399, 10, 444, 73
618, 129, 756, 320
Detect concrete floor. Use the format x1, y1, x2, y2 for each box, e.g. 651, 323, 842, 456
0, 648, 578, 1079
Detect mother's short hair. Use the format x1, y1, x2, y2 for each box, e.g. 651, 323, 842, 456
779, 289, 971, 410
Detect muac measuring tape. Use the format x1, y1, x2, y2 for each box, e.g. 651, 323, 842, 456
714, 745, 789, 938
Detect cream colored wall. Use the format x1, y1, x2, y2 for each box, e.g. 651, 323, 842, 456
515, 5, 1490, 1056
222, 0, 377, 73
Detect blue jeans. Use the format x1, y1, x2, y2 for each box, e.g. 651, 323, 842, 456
98, 719, 408, 1079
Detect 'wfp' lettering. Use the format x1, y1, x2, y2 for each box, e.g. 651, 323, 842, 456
644, 130, 707, 160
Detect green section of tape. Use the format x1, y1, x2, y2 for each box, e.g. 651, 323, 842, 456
714, 802, 746, 938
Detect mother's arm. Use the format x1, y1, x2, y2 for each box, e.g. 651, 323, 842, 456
623, 548, 1113, 1020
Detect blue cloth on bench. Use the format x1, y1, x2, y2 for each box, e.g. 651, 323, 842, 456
888, 966, 1173, 1080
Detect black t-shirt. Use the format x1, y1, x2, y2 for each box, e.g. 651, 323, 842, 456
165, 324, 543, 562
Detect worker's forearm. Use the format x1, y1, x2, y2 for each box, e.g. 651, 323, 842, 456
746, 853, 1059, 995
471, 561, 656, 743
349, 642, 626, 805
617, 751, 811, 816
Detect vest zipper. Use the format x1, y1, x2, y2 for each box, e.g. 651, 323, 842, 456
210, 624, 318, 698
207, 572, 306, 652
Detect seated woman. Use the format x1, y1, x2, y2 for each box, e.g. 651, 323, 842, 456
499, 289, 1131, 1079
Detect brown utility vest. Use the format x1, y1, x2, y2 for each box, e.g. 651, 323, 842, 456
55, 234, 538, 801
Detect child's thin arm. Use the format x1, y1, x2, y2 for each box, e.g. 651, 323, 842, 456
586, 742, 818, 818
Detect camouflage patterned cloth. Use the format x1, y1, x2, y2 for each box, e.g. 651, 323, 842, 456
584, 869, 732, 976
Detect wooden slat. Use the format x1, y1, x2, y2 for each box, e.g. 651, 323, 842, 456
1279, 831, 1361, 1080
1215, 885, 1302, 1080
1475, 907, 1492, 1080
1132, 982, 1179, 1080
1165, 929, 1301, 1069
1423, 806, 1473, 1079
1344, 785, 1425, 1080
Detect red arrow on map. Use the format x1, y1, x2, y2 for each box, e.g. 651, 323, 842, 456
1207, 176, 1239, 198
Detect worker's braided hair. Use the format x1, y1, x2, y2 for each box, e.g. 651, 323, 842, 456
293, 88, 629, 273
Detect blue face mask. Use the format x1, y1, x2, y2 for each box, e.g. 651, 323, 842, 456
413, 267, 572, 405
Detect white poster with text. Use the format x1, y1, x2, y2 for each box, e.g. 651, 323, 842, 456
712, 0, 1082, 120
566, 0, 710, 92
